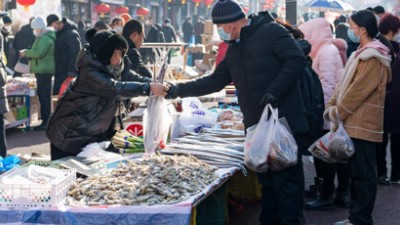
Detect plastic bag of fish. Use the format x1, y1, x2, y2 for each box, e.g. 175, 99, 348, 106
308, 123, 355, 164
65, 154, 218, 206
245, 105, 298, 172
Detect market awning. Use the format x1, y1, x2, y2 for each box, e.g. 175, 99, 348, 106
302, 0, 355, 13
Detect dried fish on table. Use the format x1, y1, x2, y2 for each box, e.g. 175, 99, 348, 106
174, 137, 244, 152
66, 154, 217, 206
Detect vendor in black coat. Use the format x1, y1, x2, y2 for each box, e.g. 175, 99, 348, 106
166, 1, 308, 224
46, 31, 169, 160
122, 19, 152, 79
54, 17, 82, 95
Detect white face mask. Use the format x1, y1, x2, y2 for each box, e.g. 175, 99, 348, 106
217, 24, 233, 41
4, 26, 11, 32
395, 33, 400, 43
33, 30, 40, 36
145, 20, 151, 26
115, 26, 123, 34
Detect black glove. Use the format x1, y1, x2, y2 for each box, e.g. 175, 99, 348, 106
259, 92, 279, 108
166, 83, 179, 100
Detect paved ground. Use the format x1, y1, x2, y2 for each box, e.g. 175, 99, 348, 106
5, 126, 400, 225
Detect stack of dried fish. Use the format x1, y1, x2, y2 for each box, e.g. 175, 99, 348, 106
66, 154, 217, 206
161, 134, 247, 174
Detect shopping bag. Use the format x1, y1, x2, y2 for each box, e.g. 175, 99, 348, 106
268, 114, 298, 171
329, 123, 355, 162
13, 59, 30, 74
308, 109, 355, 163
244, 104, 275, 173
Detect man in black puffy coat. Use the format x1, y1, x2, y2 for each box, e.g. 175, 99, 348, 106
54, 17, 82, 95
167, 0, 308, 224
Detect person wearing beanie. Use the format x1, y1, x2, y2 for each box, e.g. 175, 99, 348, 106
46, 30, 169, 160
123, 19, 152, 78
20, 16, 56, 131
53, 17, 82, 96
166, 1, 308, 224
46, 14, 60, 30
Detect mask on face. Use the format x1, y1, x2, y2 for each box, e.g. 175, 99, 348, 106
145, 20, 151, 26
4, 26, 11, 32
33, 30, 40, 36
217, 25, 233, 41
395, 33, 400, 43
347, 28, 360, 43
115, 26, 123, 34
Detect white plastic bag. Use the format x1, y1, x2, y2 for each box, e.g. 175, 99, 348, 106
244, 105, 298, 172
178, 97, 218, 135
244, 104, 275, 172
268, 116, 298, 171
308, 110, 355, 163
143, 97, 172, 154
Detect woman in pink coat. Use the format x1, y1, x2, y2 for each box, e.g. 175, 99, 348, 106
299, 18, 350, 210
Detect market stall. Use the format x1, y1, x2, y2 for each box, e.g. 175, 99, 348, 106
4, 76, 37, 129
0, 52, 253, 225
0, 156, 238, 225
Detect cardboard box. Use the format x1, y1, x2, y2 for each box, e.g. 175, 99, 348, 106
4, 110, 16, 123
204, 20, 214, 35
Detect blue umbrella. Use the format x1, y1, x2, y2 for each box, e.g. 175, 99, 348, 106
303, 0, 355, 13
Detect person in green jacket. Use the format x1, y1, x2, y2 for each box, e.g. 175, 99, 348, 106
19, 16, 55, 131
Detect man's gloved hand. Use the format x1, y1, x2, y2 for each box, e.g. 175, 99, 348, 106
259, 92, 279, 108
166, 83, 179, 100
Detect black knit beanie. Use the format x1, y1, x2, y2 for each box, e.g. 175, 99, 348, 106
89, 30, 128, 65
46, 14, 60, 27
211, 0, 245, 24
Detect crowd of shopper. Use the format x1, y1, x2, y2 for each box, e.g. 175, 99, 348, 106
0, 0, 398, 224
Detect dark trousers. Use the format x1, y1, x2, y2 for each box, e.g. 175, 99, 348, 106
376, 133, 400, 180
314, 157, 350, 197
349, 138, 377, 225
50, 143, 77, 161
257, 135, 305, 225
0, 114, 6, 157
35, 73, 52, 125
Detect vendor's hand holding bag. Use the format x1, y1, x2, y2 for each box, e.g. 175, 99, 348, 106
308, 109, 355, 163
14, 58, 30, 74
244, 104, 298, 172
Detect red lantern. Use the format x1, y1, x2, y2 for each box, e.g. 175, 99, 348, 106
120, 13, 132, 24
204, 0, 213, 8
95, 3, 111, 17
17, 0, 36, 10
192, 0, 202, 7
243, 6, 249, 14
115, 6, 129, 15
136, 7, 149, 17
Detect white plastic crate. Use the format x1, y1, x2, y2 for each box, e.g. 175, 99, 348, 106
0, 165, 76, 208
